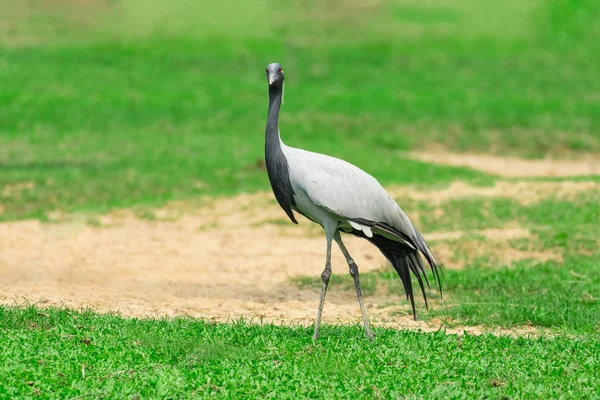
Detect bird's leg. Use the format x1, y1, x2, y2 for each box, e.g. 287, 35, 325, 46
334, 232, 375, 340
313, 230, 334, 341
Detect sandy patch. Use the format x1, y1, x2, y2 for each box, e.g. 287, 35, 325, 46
0, 195, 394, 325
5, 170, 586, 334
390, 180, 599, 205
413, 227, 561, 270
408, 152, 600, 177
432, 238, 562, 270
2, 181, 35, 197
0, 182, 559, 335
426, 227, 530, 241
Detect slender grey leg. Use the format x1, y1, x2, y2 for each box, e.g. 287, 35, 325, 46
313, 229, 334, 341
334, 232, 375, 340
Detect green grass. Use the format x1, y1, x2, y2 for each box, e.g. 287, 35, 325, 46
294, 189, 600, 334
1, 0, 599, 220
428, 255, 599, 333
2, 0, 600, 397
1, 306, 599, 399
425, 191, 600, 332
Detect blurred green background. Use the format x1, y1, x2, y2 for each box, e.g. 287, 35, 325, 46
1, 0, 599, 220
1, 2, 600, 398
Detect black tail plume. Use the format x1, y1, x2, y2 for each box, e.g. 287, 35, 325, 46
392, 253, 417, 319
361, 233, 442, 320
412, 226, 444, 299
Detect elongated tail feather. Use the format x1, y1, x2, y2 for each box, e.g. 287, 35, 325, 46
349, 227, 442, 319
407, 253, 429, 310
392, 254, 417, 319
413, 227, 444, 298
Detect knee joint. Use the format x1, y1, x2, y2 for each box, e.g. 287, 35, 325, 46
348, 260, 359, 278
321, 268, 332, 283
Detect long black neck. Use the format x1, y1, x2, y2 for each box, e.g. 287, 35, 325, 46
265, 83, 297, 224
266, 85, 283, 145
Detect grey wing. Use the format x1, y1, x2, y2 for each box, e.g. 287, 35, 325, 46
284, 145, 443, 306
283, 146, 418, 243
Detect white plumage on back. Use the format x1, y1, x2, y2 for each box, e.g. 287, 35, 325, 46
282, 143, 417, 243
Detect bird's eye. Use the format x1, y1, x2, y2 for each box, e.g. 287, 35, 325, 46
265, 69, 268, 75
278, 68, 283, 73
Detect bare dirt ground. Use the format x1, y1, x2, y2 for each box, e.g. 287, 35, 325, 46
408, 151, 600, 177
390, 180, 599, 205
2, 173, 593, 335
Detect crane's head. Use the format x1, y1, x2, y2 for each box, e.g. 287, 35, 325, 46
266, 63, 284, 87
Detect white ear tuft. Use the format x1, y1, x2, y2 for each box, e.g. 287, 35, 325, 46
282, 82, 285, 105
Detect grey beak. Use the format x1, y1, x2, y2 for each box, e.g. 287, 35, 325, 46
268, 73, 276, 85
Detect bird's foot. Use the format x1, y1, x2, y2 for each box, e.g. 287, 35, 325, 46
312, 326, 320, 341
365, 329, 375, 341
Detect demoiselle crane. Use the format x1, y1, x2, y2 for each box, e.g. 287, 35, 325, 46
264, 63, 442, 340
